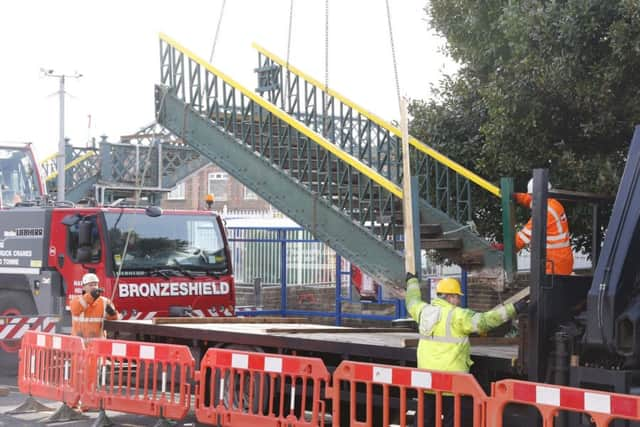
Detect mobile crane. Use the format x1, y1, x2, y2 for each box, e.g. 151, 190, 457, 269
0, 143, 236, 364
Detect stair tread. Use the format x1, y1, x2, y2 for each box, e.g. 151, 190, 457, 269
421, 238, 463, 250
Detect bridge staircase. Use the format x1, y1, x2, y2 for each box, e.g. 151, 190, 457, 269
155, 34, 505, 288
251, 44, 507, 271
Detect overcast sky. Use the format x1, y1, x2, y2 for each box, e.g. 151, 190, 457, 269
0, 0, 455, 160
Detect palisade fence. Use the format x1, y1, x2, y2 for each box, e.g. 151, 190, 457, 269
226, 226, 337, 288
222, 211, 406, 324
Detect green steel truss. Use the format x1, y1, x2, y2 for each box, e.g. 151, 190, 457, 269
157, 35, 410, 286
155, 34, 502, 287
42, 123, 209, 204
253, 45, 502, 271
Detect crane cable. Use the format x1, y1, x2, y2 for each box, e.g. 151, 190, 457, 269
110, 131, 159, 301
384, 0, 402, 108
209, 0, 227, 63
322, 0, 330, 139
283, 0, 295, 111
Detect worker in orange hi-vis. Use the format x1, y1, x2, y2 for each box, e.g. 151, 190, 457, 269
70, 273, 120, 339
514, 179, 574, 275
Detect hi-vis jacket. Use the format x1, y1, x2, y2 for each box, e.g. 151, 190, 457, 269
70, 293, 119, 339
514, 193, 574, 275
405, 277, 516, 373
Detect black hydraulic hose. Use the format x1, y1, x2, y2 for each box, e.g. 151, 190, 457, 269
598, 281, 606, 347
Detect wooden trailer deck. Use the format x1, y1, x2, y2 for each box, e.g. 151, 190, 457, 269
106, 317, 518, 368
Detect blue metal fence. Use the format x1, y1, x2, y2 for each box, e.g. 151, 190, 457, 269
227, 226, 405, 325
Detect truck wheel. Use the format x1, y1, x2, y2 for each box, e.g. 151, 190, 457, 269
0, 291, 37, 373
0, 291, 37, 353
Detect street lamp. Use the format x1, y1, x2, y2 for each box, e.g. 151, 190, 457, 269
41, 69, 82, 201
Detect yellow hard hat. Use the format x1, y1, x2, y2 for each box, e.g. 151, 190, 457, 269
436, 277, 463, 296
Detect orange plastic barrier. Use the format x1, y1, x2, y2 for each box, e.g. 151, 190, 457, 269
196, 348, 330, 426
327, 361, 488, 427
82, 338, 195, 421
17, 331, 85, 407
487, 379, 640, 427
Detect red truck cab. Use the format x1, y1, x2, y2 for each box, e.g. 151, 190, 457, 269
48, 206, 236, 319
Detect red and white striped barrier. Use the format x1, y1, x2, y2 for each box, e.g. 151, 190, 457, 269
350, 363, 455, 391
327, 361, 488, 427
0, 315, 59, 341
487, 379, 640, 427
17, 331, 85, 407
197, 348, 329, 427
82, 338, 195, 421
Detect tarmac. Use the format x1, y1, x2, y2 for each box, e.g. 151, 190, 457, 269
0, 369, 200, 426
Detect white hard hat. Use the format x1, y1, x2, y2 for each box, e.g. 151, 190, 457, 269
527, 178, 552, 194
82, 273, 99, 285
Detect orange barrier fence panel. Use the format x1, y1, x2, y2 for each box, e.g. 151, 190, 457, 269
17, 331, 85, 407
327, 361, 488, 427
196, 348, 330, 427
487, 379, 640, 427
82, 338, 195, 421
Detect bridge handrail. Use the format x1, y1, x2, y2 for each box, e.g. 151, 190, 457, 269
160, 32, 402, 199
252, 42, 500, 198
40, 152, 57, 164
43, 150, 97, 181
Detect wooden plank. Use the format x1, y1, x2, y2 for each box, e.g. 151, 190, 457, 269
470, 337, 519, 346
404, 337, 519, 349
399, 97, 417, 279
490, 287, 530, 311
152, 316, 309, 325
404, 338, 419, 347
264, 327, 416, 334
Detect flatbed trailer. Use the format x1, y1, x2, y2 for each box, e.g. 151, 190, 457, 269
105, 318, 519, 389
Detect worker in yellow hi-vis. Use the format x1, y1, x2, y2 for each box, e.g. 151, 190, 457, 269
405, 273, 527, 427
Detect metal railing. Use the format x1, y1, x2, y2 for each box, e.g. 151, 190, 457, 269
159, 33, 406, 251
228, 226, 336, 287
254, 43, 502, 224
227, 225, 404, 324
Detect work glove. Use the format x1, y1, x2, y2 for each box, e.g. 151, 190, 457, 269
105, 305, 116, 316
514, 298, 529, 315
90, 288, 103, 300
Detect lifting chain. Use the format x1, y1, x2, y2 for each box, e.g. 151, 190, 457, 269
209, 0, 227, 63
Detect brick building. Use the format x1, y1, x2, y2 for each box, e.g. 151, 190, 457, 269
161, 164, 272, 212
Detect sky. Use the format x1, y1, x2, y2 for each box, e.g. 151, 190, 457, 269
0, 0, 456, 160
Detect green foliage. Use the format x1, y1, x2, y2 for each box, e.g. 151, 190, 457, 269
411, 0, 640, 252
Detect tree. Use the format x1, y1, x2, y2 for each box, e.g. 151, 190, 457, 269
410, 0, 640, 252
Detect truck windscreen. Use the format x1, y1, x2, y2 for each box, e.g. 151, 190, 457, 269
0, 147, 39, 207
104, 212, 228, 274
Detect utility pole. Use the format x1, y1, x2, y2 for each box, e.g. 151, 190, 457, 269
42, 69, 82, 201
